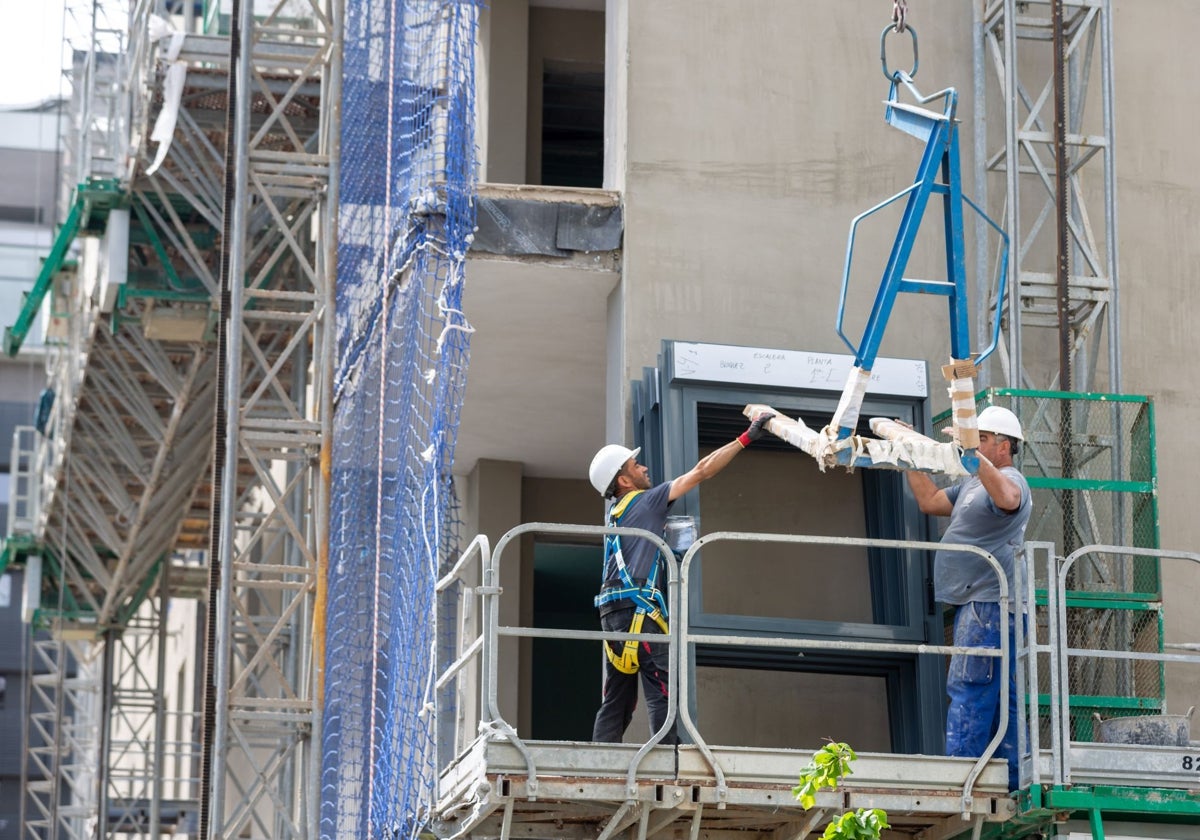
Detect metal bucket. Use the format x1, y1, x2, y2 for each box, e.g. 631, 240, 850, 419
1093, 706, 1195, 747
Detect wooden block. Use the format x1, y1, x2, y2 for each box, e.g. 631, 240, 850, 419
941, 359, 978, 381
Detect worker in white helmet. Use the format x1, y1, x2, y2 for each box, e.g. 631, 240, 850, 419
905, 405, 1031, 791
588, 410, 774, 744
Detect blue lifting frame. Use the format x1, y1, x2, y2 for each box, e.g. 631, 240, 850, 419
824, 26, 1010, 475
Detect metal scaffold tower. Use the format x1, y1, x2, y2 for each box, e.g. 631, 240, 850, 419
203, 0, 338, 836
974, 0, 1143, 562
973, 8, 1184, 839
9, 0, 339, 837
23, 634, 103, 840
977, 0, 1120, 395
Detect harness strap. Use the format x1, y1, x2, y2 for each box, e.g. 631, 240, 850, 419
602, 608, 669, 675
597, 489, 672, 675
600, 489, 668, 618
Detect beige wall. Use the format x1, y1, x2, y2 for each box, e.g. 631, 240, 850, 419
617, 2, 976, 429
478, 0, 529, 183
464, 459, 524, 729
462, 0, 1200, 747
1108, 1, 1200, 713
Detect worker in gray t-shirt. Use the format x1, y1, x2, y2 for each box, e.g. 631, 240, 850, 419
906, 406, 1031, 792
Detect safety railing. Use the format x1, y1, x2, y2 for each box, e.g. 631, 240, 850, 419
1054, 545, 1200, 787
1020, 541, 1055, 788
435, 523, 1024, 816
434, 533, 492, 778
33, 270, 96, 542
676, 531, 1017, 816
485, 523, 681, 803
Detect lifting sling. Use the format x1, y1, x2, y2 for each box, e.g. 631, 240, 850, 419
752, 23, 1010, 478
593, 490, 669, 674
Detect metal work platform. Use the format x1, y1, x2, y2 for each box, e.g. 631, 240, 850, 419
429, 528, 1200, 840
436, 738, 1013, 840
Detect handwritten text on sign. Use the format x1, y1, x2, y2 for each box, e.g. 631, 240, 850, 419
671, 341, 928, 398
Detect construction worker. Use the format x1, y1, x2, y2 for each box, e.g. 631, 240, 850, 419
587, 411, 774, 743
905, 405, 1031, 791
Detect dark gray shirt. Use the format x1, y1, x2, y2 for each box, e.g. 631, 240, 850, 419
601, 481, 674, 587
934, 467, 1032, 607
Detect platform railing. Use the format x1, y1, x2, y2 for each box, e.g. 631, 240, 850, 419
675, 531, 1015, 815
434, 532, 492, 778
1054, 545, 1200, 787
437, 523, 1024, 816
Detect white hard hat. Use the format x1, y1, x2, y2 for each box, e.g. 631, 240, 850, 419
977, 405, 1024, 441
589, 444, 640, 496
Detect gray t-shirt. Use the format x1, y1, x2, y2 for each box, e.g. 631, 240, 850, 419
601, 481, 674, 587
934, 467, 1032, 606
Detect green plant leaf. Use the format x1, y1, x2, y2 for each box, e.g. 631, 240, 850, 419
798, 744, 887, 840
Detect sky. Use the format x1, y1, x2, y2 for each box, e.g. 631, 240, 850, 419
0, 1, 67, 106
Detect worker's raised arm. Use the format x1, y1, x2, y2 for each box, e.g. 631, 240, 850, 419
668, 412, 774, 502
906, 469, 953, 517
976, 454, 1023, 513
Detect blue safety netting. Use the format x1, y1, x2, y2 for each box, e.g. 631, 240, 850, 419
323, 1, 479, 838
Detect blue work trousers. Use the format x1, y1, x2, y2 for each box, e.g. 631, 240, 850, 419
945, 601, 1022, 791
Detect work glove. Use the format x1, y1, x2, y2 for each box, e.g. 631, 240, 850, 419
738, 412, 775, 448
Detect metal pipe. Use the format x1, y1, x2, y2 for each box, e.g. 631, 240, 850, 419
1003, 0, 1021, 387
1100, 0, 1120, 393
1047, 529, 1067, 786
1052, 0, 1078, 558
150, 567, 169, 839
311, 0, 341, 818
209, 0, 254, 834
279, 314, 309, 838
973, 0, 990, 389
1100, 1, 1126, 550
97, 631, 115, 840
312, 0, 345, 801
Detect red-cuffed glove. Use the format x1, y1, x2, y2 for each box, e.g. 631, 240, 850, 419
737, 412, 775, 448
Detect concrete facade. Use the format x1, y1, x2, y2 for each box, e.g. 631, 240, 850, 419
457, 2, 1200, 749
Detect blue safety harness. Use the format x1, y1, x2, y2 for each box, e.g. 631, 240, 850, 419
593, 490, 669, 675
593, 490, 669, 618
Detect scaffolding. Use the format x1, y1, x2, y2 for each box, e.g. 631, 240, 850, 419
8, 1, 338, 838
7, 4, 1199, 840
976, 0, 1121, 395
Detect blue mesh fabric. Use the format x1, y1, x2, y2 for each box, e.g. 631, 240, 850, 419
323, 2, 478, 837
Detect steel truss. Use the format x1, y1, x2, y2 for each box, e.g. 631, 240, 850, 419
977, 0, 1120, 394
22, 634, 103, 840
40, 317, 217, 623
207, 1, 338, 838
976, 1, 1126, 555
21, 0, 339, 838
101, 575, 173, 839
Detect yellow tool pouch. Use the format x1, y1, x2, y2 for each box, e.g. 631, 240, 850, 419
604, 609, 669, 674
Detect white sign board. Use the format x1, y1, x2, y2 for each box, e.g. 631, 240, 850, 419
671, 341, 928, 398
